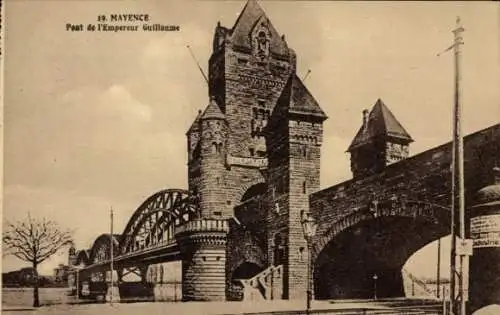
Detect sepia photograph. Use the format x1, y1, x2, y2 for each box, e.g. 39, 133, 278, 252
2, 1, 499, 314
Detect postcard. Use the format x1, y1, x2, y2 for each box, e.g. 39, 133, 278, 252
2, 1, 499, 314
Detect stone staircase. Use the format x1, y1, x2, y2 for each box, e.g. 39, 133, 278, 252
402, 268, 438, 299
237, 265, 283, 301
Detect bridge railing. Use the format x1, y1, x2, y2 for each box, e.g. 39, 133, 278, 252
175, 218, 229, 235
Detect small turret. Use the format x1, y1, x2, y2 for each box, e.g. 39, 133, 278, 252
198, 97, 228, 218
200, 97, 226, 157
347, 99, 413, 178
201, 96, 226, 121
68, 243, 76, 266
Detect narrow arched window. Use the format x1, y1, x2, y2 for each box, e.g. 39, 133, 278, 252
302, 181, 307, 194
212, 142, 217, 154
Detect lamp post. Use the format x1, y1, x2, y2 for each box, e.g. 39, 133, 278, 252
373, 274, 378, 300
301, 211, 317, 314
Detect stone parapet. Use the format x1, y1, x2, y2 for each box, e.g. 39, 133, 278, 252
175, 219, 228, 237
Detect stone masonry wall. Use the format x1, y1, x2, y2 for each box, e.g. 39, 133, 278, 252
222, 165, 265, 215
223, 48, 293, 158
287, 120, 324, 300
265, 105, 325, 299
265, 105, 291, 296
177, 224, 228, 302
182, 245, 226, 301
310, 124, 500, 257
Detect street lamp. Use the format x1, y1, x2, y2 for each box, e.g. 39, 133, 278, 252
373, 274, 378, 300
301, 211, 317, 314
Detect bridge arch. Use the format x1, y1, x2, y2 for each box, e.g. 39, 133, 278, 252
241, 182, 267, 202
312, 198, 450, 300
119, 189, 199, 255
312, 198, 450, 258
234, 178, 267, 204
74, 250, 91, 266
88, 234, 121, 264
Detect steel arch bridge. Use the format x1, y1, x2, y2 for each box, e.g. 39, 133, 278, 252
119, 189, 199, 256
71, 188, 200, 298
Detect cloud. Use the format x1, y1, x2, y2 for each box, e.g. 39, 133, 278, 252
102, 85, 152, 122
60, 84, 152, 126
5, 81, 189, 228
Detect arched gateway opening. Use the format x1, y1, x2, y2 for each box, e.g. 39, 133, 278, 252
313, 214, 449, 300
241, 182, 267, 203
227, 182, 268, 301
232, 262, 264, 281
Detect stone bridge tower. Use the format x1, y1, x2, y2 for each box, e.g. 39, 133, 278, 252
187, 0, 297, 216
184, 0, 327, 301
265, 75, 327, 299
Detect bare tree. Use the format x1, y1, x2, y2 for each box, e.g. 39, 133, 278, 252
3, 214, 73, 307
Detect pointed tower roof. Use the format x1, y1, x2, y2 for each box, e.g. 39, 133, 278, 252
274, 74, 327, 121
229, 0, 289, 56
200, 97, 225, 120
348, 98, 413, 151
186, 109, 202, 135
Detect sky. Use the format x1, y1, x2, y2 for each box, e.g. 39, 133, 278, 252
2, 0, 499, 278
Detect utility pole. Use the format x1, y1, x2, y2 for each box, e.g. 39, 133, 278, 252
110, 207, 114, 305
453, 17, 467, 315
438, 17, 465, 315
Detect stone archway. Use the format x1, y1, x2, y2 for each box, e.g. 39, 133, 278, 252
313, 215, 448, 300
233, 179, 267, 204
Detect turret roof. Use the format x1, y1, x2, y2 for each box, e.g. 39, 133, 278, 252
274, 74, 327, 121
200, 97, 225, 120
229, 0, 289, 56
348, 98, 413, 151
